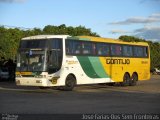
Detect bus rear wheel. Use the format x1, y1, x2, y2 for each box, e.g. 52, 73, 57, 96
63, 75, 76, 91
121, 73, 130, 86
130, 73, 138, 86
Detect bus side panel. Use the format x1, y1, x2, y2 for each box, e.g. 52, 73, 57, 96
99, 57, 125, 82
99, 57, 150, 82
130, 58, 150, 80
61, 56, 112, 85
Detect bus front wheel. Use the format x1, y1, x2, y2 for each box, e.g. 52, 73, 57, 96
64, 75, 76, 91
129, 73, 138, 86
121, 73, 130, 86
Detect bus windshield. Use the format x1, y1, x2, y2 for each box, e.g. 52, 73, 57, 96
20, 39, 47, 49
16, 50, 47, 72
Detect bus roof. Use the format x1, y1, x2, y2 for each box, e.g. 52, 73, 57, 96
22, 35, 148, 46
22, 35, 70, 40
74, 36, 149, 46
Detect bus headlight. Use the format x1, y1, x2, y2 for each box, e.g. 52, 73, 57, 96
36, 80, 42, 83
49, 77, 60, 84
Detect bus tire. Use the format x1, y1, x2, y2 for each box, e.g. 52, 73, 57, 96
130, 73, 138, 86
121, 73, 130, 86
39, 87, 50, 89
63, 75, 76, 91
107, 83, 115, 86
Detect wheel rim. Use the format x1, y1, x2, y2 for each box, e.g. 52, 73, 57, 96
132, 74, 137, 81
130, 74, 137, 86
66, 79, 74, 87
123, 73, 130, 86
65, 75, 76, 90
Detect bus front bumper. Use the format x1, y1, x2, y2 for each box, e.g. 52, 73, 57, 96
15, 77, 56, 87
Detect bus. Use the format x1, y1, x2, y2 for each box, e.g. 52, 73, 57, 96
16, 35, 150, 90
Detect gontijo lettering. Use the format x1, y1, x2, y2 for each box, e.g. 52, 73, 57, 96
106, 59, 130, 64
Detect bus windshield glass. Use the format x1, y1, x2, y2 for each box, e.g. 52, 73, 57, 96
16, 50, 47, 72
20, 39, 47, 48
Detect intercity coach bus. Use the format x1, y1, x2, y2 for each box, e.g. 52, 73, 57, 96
16, 35, 150, 90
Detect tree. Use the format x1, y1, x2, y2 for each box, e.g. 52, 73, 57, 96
43, 24, 99, 36
0, 27, 23, 60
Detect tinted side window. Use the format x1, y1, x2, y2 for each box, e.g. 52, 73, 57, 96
66, 40, 73, 54
82, 42, 93, 55
111, 44, 122, 56
73, 41, 82, 54
144, 47, 148, 57
65, 40, 82, 55
133, 46, 143, 57
123, 45, 133, 57
96, 43, 110, 56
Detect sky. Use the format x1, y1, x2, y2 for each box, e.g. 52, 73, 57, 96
0, 0, 160, 42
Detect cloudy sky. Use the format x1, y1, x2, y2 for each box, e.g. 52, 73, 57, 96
0, 0, 160, 42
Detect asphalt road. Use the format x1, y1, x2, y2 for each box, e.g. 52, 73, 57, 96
0, 75, 160, 119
